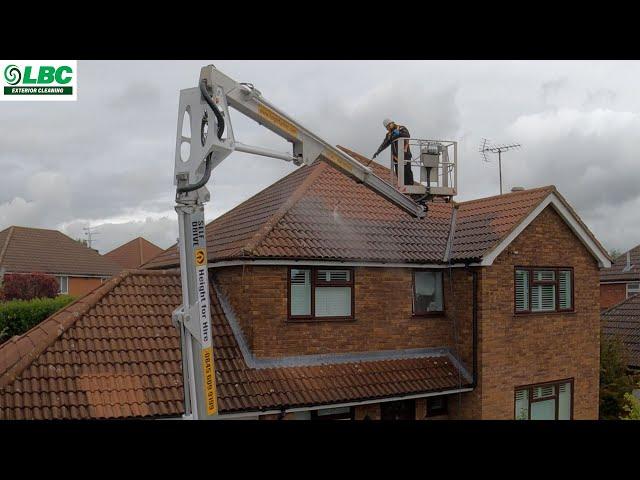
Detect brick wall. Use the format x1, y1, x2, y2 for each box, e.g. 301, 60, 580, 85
600, 282, 626, 311
214, 265, 473, 359
462, 205, 600, 420
68, 277, 105, 297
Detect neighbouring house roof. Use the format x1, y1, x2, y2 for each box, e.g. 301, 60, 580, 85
600, 245, 640, 283
601, 293, 640, 368
0, 269, 468, 420
145, 147, 611, 269
104, 237, 163, 270
0, 226, 122, 277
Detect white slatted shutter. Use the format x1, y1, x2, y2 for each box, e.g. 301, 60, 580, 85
559, 270, 572, 310
515, 389, 529, 420
515, 269, 529, 312
290, 269, 311, 316
558, 382, 571, 420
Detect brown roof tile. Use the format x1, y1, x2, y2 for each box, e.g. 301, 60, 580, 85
0, 226, 121, 277
601, 245, 640, 282
602, 293, 640, 368
144, 147, 570, 269
104, 237, 164, 270
0, 269, 468, 419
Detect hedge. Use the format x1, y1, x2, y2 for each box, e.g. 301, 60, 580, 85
0, 295, 75, 344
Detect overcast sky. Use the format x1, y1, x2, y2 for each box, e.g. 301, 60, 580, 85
0, 60, 638, 254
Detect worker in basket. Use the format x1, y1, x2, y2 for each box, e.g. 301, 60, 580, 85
372, 118, 414, 185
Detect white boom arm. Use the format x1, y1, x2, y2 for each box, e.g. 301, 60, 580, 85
172, 65, 425, 420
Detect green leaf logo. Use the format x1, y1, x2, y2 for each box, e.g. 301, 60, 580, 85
4, 65, 21, 85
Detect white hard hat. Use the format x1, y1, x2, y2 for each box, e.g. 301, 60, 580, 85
383, 118, 393, 128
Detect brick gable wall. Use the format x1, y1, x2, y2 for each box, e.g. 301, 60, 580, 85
458, 205, 600, 419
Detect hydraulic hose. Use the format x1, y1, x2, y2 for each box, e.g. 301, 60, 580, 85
177, 80, 225, 193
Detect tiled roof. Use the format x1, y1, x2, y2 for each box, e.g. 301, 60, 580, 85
600, 246, 640, 283
601, 293, 640, 368
145, 147, 559, 268
452, 186, 556, 260
0, 269, 467, 419
104, 237, 164, 269
0, 226, 121, 277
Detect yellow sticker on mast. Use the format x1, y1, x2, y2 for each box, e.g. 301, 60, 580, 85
257, 104, 298, 138
193, 239, 218, 416
201, 346, 218, 415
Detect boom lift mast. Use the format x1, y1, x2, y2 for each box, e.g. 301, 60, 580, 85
172, 65, 431, 419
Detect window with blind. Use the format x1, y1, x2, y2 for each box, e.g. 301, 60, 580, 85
288, 267, 354, 320
413, 270, 444, 315
627, 282, 640, 298
514, 267, 573, 314
515, 380, 573, 420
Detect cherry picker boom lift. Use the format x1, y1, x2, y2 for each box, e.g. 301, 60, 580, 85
172, 65, 456, 419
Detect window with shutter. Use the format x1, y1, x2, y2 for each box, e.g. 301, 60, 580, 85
515, 379, 573, 420
289, 267, 354, 320
514, 267, 573, 314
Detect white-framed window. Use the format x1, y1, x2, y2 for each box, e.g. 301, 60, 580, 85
515, 379, 573, 420
515, 267, 573, 314
289, 267, 353, 320
626, 282, 640, 298
56, 276, 69, 294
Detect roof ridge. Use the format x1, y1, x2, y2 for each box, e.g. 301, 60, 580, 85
240, 161, 329, 256
0, 226, 15, 267
458, 185, 557, 206
0, 269, 136, 389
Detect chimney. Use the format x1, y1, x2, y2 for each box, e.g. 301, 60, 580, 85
511, 186, 525, 192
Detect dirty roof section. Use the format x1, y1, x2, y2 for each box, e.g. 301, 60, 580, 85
144, 147, 562, 268
0, 269, 467, 419
0, 226, 122, 277
104, 237, 164, 270
602, 293, 640, 368
601, 245, 640, 283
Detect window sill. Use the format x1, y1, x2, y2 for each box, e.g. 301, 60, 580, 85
286, 317, 356, 324
412, 312, 446, 318
513, 311, 576, 318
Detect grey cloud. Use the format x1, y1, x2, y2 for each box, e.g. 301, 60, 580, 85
1, 60, 640, 255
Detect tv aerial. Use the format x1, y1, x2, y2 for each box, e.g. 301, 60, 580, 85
479, 138, 522, 195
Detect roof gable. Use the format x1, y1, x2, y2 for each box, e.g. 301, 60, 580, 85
0, 226, 122, 276
104, 237, 164, 269
476, 191, 611, 268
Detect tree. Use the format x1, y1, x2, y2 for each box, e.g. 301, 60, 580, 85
0, 273, 59, 301
621, 390, 640, 420
609, 248, 622, 260
600, 335, 634, 419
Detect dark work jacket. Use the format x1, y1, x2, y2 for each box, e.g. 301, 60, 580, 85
375, 125, 412, 160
